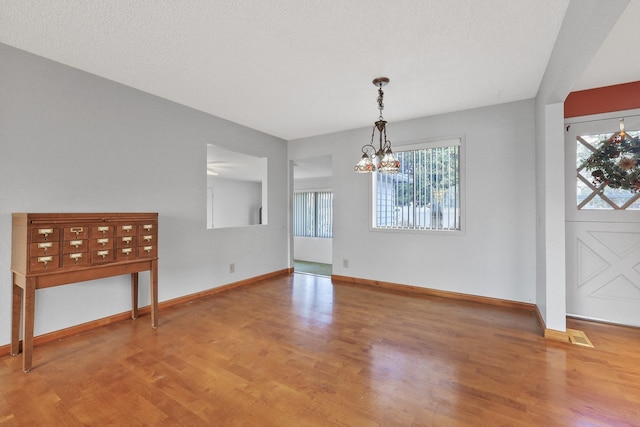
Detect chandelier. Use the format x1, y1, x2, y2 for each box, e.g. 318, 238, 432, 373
354, 77, 400, 174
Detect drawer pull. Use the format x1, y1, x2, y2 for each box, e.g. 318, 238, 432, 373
143, 246, 153, 253
38, 242, 53, 253
97, 238, 109, 247
121, 225, 133, 233
143, 224, 154, 230
70, 227, 83, 237
121, 248, 133, 256
121, 236, 133, 245
97, 226, 110, 235
97, 250, 109, 259
70, 239, 83, 249
38, 256, 53, 268
70, 253, 83, 264
38, 228, 54, 239
143, 235, 153, 242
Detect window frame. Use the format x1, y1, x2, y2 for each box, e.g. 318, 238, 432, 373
565, 111, 640, 223
369, 135, 466, 235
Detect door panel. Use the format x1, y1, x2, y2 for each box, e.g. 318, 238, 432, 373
565, 113, 640, 327
566, 222, 640, 326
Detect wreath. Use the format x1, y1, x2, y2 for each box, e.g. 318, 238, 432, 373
581, 131, 640, 192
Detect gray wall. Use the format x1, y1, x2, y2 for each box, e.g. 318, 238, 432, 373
207, 176, 262, 228
289, 99, 537, 303
0, 43, 289, 344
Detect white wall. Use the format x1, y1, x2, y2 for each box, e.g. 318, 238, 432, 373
293, 237, 332, 264
293, 177, 331, 192
289, 100, 537, 303
535, 102, 567, 330
207, 176, 262, 228
0, 44, 289, 345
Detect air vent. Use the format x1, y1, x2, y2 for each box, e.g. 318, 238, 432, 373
567, 328, 594, 348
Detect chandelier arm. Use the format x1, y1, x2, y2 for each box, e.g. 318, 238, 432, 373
383, 126, 389, 150
361, 144, 376, 155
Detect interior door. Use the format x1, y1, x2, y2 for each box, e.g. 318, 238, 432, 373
565, 113, 640, 327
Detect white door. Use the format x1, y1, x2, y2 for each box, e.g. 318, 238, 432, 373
565, 112, 640, 327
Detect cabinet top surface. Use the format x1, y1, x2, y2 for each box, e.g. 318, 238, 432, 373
13, 213, 158, 223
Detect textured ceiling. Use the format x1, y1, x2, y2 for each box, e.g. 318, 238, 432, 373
1, 1, 637, 140
572, 0, 640, 91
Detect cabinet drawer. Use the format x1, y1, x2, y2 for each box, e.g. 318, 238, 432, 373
29, 255, 60, 272
92, 249, 115, 264
63, 226, 89, 240
63, 239, 88, 254
138, 223, 157, 235
29, 241, 60, 257
139, 245, 157, 258
116, 247, 138, 261
63, 252, 90, 268
91, 225, 114, 238
116, 225, 136, 236
30, 227, 59, 243
139, 234, 156, 245
116, 235, 137, 249
90, 237, 114, 250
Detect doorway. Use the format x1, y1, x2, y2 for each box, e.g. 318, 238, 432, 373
565, 113, 640, 326
292, 155, 333, 277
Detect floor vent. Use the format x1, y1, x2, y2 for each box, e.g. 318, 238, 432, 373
567, 328, 594, 348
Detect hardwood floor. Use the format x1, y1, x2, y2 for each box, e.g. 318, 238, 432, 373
1, 273, 639, 426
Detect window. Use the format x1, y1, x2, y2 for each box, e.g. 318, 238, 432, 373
293, 191, 333, 237
206, 144, 268, 229
576, 129, 640, 210
374, 138, 461, 231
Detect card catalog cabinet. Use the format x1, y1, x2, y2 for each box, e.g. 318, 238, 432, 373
11, 213, 159, 372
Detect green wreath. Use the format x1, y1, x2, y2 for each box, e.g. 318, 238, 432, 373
581, 132, 640, 192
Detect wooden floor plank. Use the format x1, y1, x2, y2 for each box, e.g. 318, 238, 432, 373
1, 273, 640, 425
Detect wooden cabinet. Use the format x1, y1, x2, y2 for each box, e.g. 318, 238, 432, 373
11, 213, 159, 372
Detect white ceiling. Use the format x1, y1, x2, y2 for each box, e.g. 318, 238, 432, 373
1, 1, 638, 141
207, 144, 267, 182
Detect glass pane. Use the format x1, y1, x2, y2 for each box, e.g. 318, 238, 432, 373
576, 139, 596, 169
581, 195, 609, 210
375, 143, 460, 230
576, 129, 640, 211
293, 192, 315, 237
316, 191, 333, 238
628, 198, 640, 210
603, 187, 637, 209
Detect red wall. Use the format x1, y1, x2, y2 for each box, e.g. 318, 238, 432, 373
564, 81, 640, 118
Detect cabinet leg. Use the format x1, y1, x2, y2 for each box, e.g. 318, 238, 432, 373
11, 278, 22, 356
22, 277, 35, 372
131, 273, 139, 320
150, 259, 158, 329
